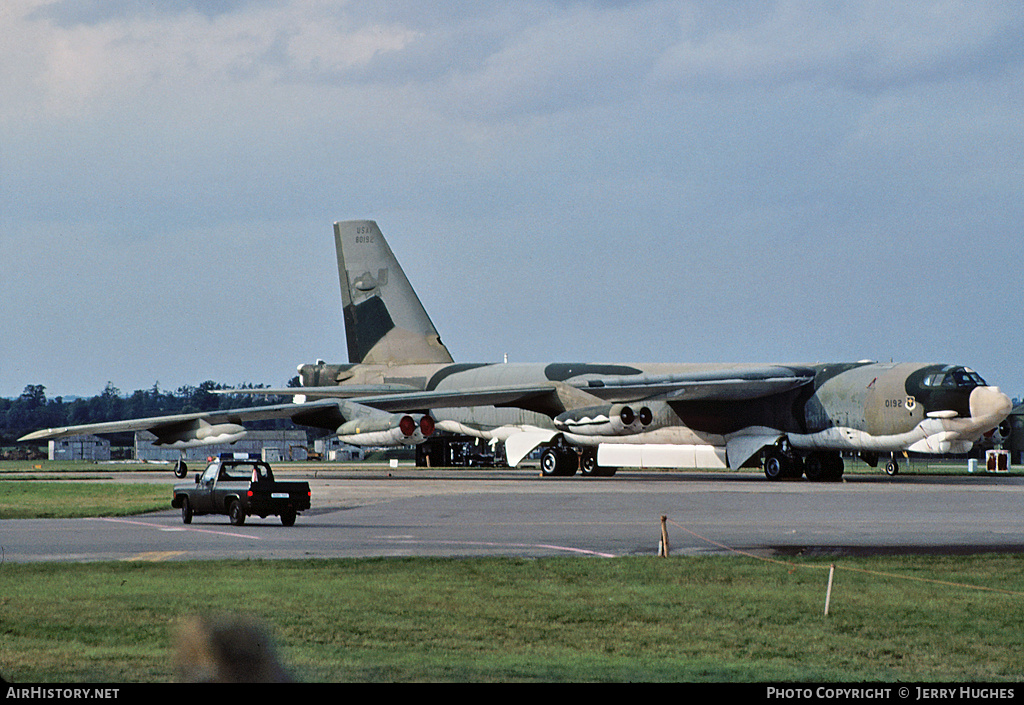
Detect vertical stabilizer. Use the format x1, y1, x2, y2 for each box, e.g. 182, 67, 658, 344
334, 220, 454, 365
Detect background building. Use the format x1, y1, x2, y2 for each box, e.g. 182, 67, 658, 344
314, 437, 364, 461
48, 435, 111, 461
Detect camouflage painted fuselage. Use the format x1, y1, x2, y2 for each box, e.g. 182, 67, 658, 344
297, 358, 1010, 468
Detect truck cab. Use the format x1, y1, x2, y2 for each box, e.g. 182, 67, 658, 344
172, 453, 311, 526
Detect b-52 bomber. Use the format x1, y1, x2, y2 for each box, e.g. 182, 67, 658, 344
22, 220, 1012, 481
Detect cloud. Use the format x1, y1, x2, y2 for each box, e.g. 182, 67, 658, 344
2, 1, 1023, 398
28, 0, 267, 26
652, 1, 1024, 92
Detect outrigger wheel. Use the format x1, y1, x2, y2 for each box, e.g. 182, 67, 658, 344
173, 457, 189, 479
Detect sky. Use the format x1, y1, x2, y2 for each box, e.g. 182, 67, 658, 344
2, 0, 1022, 401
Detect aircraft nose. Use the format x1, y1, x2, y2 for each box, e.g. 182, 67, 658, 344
969, 386, 1012, 423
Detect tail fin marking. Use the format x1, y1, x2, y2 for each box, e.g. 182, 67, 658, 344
334, 220, 454, 365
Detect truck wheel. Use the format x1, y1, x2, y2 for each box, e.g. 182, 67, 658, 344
228, 501, 246, 526
181, 497, 193, 525
280, 510, 296, 527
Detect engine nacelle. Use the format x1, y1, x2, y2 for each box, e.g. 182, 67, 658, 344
554, 403, 656, 436
336, 413, 435, 446
152, 421, 248, 448
984, 418, 1013, 445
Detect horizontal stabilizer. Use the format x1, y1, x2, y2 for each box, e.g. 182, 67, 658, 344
215, 385, 421, 399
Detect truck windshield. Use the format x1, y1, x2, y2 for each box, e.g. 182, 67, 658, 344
219, 463, 272, 481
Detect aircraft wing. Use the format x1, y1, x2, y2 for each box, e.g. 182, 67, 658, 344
219, 366, 816, 413
217, 384, 566, 414
16, 386, 562, 449
19, 411, 239, 442
335, 365, 816, 408
576, 365, 817, 402
344, 385, 563, 411
20, 367, 814, 448
17, 400, 351, 447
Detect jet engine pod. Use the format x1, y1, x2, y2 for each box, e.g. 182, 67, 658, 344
399, 414, 417, 437
336, 412, 436, 446
554, 404, 656, 436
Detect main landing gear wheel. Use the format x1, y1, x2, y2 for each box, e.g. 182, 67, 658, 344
540, 447, 578, 477
763, 449, 801, 480
580, 450, 617, 477
885, 459, 900, 476
804, 451, 844, 482
764, 453, 787, 480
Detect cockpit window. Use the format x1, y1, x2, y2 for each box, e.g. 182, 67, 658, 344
958, 368, 986, 386
922, 367, 986, 389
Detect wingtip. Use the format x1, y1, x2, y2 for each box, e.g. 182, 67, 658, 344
18, 429, 55, 442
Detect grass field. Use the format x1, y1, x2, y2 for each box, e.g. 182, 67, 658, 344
0, 481, 169, 519
2, 555, 1024, 683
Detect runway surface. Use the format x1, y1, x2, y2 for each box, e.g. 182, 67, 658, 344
4, 468, 1024, 563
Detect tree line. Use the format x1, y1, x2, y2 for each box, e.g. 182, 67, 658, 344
1, 380, 301, 446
